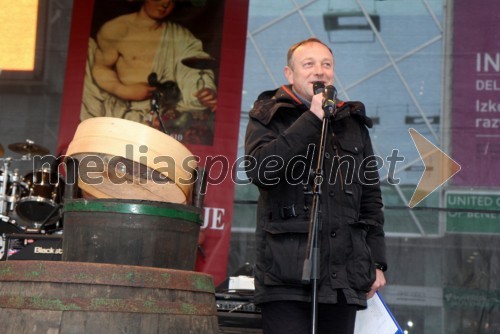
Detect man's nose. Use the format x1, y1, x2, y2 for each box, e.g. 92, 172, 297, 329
313, 64, 325, 76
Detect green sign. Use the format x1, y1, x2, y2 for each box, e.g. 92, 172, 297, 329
446, 192, 500, 233
444, 287, 500, 310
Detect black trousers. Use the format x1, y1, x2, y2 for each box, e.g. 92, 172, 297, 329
260, 291, 357, 334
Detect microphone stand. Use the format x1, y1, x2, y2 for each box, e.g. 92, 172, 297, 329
151, 89, 168, 134
302, 86, 337, 334
148, 72, 168, 134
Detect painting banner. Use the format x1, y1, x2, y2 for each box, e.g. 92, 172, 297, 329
57, 0, 249, 286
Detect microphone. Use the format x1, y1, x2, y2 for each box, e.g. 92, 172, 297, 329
313, 82, 337, 115
323, 85, 337, 115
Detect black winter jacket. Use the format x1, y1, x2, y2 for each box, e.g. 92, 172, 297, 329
244, 85, 386, 309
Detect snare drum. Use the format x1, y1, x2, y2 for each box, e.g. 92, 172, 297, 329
16, 168, 63, 223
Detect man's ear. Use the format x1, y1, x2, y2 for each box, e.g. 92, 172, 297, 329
284, 66, 294, 85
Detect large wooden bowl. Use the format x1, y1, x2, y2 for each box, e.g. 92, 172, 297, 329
66, 117, 197, 204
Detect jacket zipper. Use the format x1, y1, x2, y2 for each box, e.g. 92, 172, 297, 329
330, 129, 344, 191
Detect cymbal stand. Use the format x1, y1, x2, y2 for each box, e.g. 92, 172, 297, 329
7, 169, 23, 213
0, 158, 12, 218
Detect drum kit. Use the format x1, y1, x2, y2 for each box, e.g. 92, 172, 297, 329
0, 140, 64, 259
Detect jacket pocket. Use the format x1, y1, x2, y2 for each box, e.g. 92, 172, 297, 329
346, 220, 375, 292
262, 220, 310, 286
336, 139, 364, 210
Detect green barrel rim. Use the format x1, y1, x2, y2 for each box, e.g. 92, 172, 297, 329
64, 200, 201, 225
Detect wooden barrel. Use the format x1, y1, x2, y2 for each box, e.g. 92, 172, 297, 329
62, 198, 201, 271
65, 117, 198, 204
0, 261, 218, 333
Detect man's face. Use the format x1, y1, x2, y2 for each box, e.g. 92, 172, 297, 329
144, 0, 175, 20
284, 42, 334, 101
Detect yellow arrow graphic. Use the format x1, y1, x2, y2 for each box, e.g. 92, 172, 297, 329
409, 128, 461, 208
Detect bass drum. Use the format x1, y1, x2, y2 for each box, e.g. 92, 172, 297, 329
16, 168, 64, 228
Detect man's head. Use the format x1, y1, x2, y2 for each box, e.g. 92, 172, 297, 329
143, 0, 175, 20
284, 38, 334, 102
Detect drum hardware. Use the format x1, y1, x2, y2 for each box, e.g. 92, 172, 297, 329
19, 203, 62, 234
0, 214, 22, 228
6, 169, 26, 213
0, 147, 64, 234
34, 203, 63, 234
15, 167, 64, 227
0, 156, 32, 163
0, 148, 63, 262
192, 167, 207, 209
0, 158, 15, 217
22, 228, 44, 234
1, 146, 47, 218
8, 139, 50, 156
193, 167, 207, 258
0, 158, 26, 238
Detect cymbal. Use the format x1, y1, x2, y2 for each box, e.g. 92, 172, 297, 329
8, 141, 50, 156
181, 56, 218, 70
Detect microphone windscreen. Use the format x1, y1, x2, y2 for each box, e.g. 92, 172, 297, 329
313, 82, 325, 95
324, 85, 337, 101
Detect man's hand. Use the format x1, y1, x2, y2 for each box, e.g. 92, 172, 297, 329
367, 269, 386, 299
310, 92, 324, 119
196, 88, 217, 112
